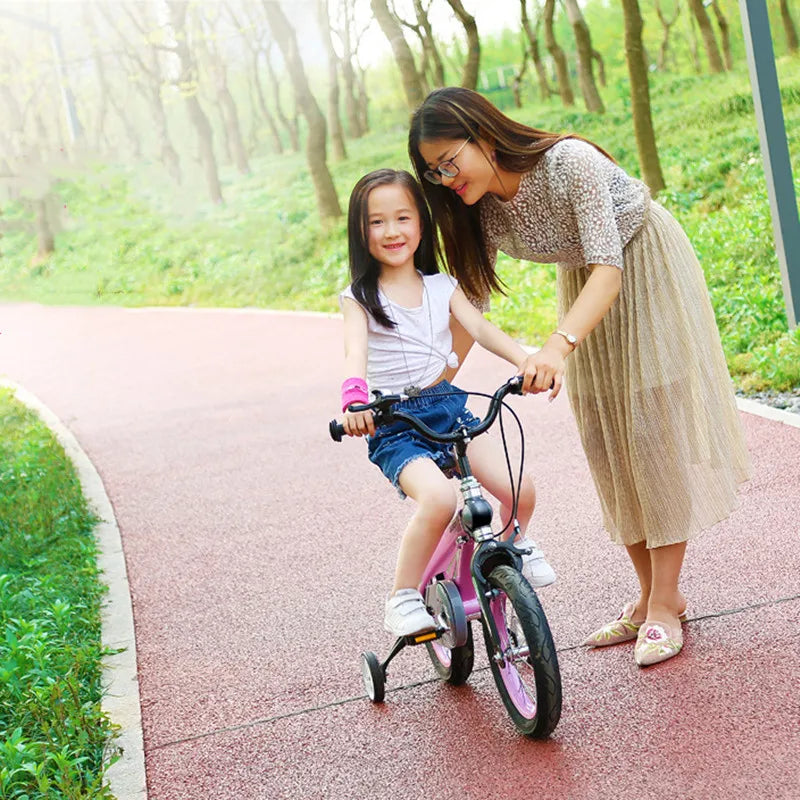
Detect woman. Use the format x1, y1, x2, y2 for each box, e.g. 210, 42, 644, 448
408, 86, 750, 666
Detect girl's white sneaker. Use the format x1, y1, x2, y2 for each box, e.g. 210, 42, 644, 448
516, 538, 557, 587
384, 589, 437, 637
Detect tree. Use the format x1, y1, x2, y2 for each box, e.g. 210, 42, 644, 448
333, 0, 368, 137
543, 0, 574, 106
317, 0, 347, 160
520, 0, 553, 101
562, 0, 604, 112
687, 0, 725, 73
194, 7, 251, 175
165, 1, 224, 204
413, 0, 446, 88
263, 1, 342, 220
511, 41, 530, 108
779, 0, 799, 52
370, 0, 425, 109
710, 0, 733, 70
392, 0, 446, 91
225, 2, 283, 156
443, 0, 480, 90
102, 2, 182, 183
653, 0, 681, 71
686, 3, 702, 73
264, 39, 300, 152
621, 0, 665, 193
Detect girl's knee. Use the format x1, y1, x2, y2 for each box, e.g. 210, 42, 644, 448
417, 485, 457, 526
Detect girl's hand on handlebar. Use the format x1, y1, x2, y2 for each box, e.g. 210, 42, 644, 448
343, 408, 375, 437
518, 345, 565, 401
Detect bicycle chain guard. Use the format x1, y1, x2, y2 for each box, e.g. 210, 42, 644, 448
425, 579, 468, 649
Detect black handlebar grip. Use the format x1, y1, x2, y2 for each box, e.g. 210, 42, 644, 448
329, 419, 345, 442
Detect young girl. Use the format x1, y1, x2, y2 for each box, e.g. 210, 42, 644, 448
339, 168, 555, 638
408, 87, 750, 666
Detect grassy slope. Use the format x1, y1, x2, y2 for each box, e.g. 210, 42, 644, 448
0, 64, 798, 390
0, 389, 117, 798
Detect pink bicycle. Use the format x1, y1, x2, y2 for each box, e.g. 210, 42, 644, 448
330, 376, 562, 738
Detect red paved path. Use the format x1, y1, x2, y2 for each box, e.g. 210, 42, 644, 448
2, 303, 799, 799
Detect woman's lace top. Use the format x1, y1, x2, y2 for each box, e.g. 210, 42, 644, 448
479, 138, 649, 272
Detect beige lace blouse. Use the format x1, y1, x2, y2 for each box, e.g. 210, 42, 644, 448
479, 138, 649, 271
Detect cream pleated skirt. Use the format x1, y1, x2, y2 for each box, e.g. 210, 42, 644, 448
558, 202, 751, 548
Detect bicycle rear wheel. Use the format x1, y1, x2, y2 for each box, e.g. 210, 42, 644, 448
426, 625, 474, 685
482, 565, 561, 738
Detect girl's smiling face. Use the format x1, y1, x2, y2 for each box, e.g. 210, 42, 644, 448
367, 183, 422, 272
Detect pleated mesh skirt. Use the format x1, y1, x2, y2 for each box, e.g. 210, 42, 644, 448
558, 202, 751, 547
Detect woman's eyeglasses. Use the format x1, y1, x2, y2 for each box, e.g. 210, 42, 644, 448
423, 138, 471, 185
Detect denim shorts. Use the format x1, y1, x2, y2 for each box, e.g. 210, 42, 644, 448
367, 380, 480, 498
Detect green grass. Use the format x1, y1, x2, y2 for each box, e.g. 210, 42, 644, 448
1, 61, 799, 391
0, 389, 118, 799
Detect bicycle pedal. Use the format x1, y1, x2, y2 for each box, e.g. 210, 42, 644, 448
406, 627, 446, 645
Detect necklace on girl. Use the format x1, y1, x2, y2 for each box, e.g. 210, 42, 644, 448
381, 277, 459, 397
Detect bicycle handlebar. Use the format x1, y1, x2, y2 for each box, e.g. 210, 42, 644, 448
328, 376, 524, 443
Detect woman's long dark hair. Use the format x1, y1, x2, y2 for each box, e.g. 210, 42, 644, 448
408, 86, 613, 302
347, 168, 439, 329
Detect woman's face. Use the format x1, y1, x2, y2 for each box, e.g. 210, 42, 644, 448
418, 137, 509, 204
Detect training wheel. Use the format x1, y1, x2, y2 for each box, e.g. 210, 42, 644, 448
360, 651, 385, 703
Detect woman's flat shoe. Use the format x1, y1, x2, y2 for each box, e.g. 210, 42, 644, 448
634, 617, 686, 667
582, 602, 644, 647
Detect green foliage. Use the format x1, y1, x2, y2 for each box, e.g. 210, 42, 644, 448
0, 391, 118, 798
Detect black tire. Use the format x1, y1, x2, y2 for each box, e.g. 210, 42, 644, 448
360, 651, 385, 703
482, 565, 561, 738
425, 623, 474, 685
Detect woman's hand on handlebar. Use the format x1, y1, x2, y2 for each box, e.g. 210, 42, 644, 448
518, 345, 565, 401
343, 408, 376, 437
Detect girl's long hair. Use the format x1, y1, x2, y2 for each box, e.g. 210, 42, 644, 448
347, 168, 439, 329
408, 86, 613, 302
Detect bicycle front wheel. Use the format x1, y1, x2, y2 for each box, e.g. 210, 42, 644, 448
482, 565, 562, 738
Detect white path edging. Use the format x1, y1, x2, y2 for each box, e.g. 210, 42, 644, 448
735, 396, 800, 428
1, 381, 147, 800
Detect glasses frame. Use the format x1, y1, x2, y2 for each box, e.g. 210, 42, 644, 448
423, 138, 472, 185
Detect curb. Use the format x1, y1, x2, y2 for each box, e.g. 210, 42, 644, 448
735, 396, 800, 428
1, 381, 147, 799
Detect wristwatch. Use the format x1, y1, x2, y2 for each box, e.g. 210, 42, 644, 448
555, 329, 578, 349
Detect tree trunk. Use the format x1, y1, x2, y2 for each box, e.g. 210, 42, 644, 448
317, 0, 347, 161
252, 51, 284, 154
340, 0, 365, 137
167, 2, 223, 204
780, 0, 799, 52
443, 0, 480, 90
687, 0, 725, 73
414, 0, 446, 87
687, 5, 702, 72
264, 41, 300, 152
195, 12, 250, 174
512, 47, 529, 108
357, 63, 370, 134
370, 0, 425, 109
543, 0, 575, 106
710, 0, 733, 70
520, 0, 553, 101
263, 2, 341, 220
563, 0, 604, 112
592, 50, 607, 86
621, 0, 665, 194
654, 0, 681, 71
33, 197, 55, 262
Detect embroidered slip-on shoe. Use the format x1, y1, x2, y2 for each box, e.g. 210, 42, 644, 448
634, 618, 685, 667
582, 602, 644, 647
